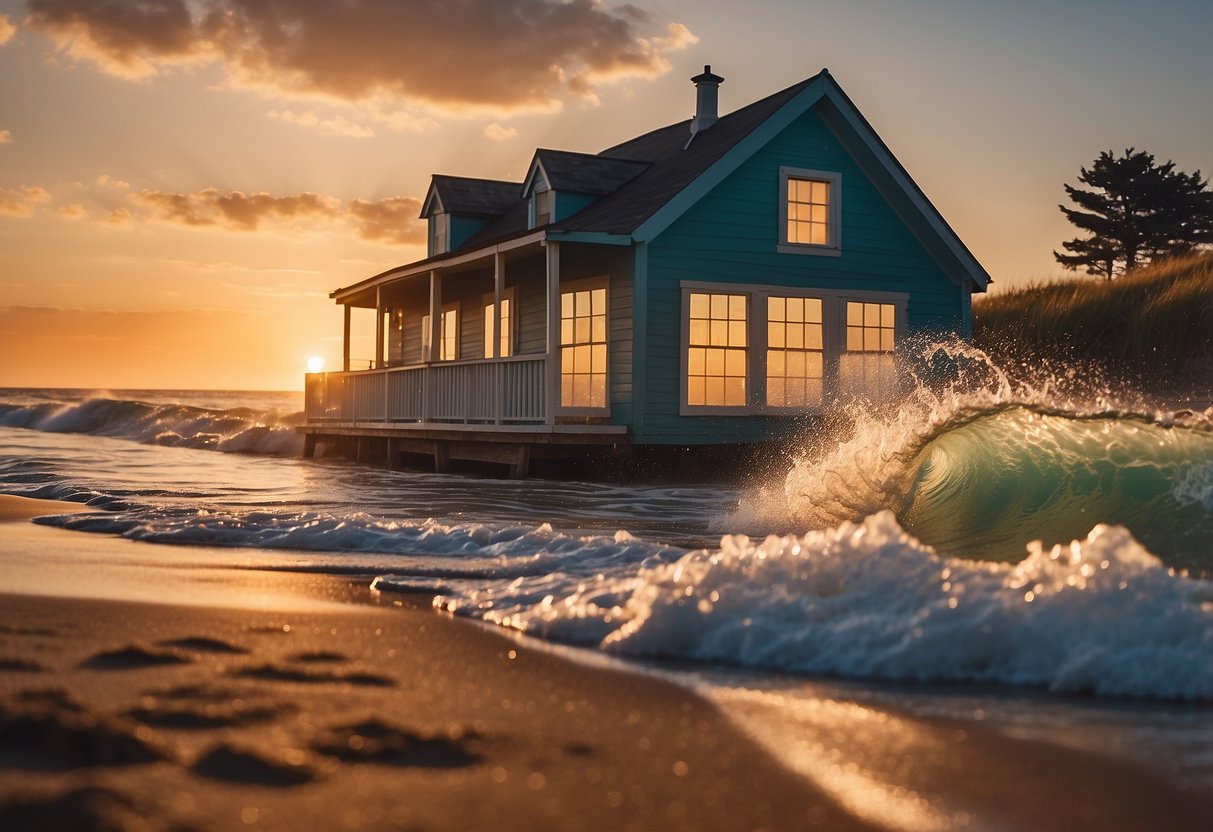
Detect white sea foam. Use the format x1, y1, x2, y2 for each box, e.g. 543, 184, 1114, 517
431, 512, 1213, 701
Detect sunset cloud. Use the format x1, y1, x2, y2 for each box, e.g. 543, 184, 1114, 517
348, 197, 426, 245
57, 202, 87, 219
0, 130, 12, 144
124, 185, 424, 244
266, 109, 375, 139
26, 0, 209, 79
0, 185, 51, 216
133, 187, 342, 231
25, 0, 695, 112
484, 123, 519, 142
0, 14, 16, 47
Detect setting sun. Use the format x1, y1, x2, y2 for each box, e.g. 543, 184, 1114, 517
306, 356, 325, 374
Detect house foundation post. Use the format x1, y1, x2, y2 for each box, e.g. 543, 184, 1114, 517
510, 444, 531, 479
433, 441, 450, 473
302, 433, 317, 459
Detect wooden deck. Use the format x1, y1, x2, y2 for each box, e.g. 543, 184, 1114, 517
301, 361, 627, 476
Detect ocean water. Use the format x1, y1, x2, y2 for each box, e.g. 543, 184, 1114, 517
2, 346, 1212, 803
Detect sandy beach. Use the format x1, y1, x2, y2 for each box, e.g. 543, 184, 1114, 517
2, 495, 1210, 831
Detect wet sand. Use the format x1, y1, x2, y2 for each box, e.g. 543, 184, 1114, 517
1, 495, 1209, 831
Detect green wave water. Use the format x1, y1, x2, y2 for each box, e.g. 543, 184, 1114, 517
899, 407, 1213, 574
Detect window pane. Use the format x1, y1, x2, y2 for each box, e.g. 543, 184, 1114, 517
725, 377, 746, 406
689, 347, 705, 376
710, 294, 726, 319
576, 291, 590, 317
728, 320, 747, 347
561, 319, 573, 345
562, 293, 573, 317
561, 346, 573, 374
706, 377, 725, 406
729, 294, 746, 320
788, 350, 806, 377
807, 351, 823, 378
768, 321, 784, 348
592, 288, 606, 315
812, 180, 829, 203
865, 303, 880, 327
591, 375, 606, 407
768, 296, 785, 321
574, 344, 590, 373
710, 320, 727, 346
810, 224, 828, 245
592, 315, 606, 342
806, 323, 823, 351
864, 329, 880, 351
767, 377, 785, 407
847, 302, 863, 326
881, 304, 894, 328
688, 378, 706, 406
811, 204, 827, 224
573, 375, 590, 406
690, 293, 709, 318
788, 325, 804, 349
690, 319, 709, 346
806, 298, 822, 322
591, 344, 607, 373
881, 329, 895, 352
706, 348, 724, 376
575, 317, 590, 343
796, 179, 812, 202
847, 327, 863, 352
768, 349, 785, 375
725, 348, 745, 377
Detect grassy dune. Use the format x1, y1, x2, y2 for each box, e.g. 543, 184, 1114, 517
973, 253, 1213, 399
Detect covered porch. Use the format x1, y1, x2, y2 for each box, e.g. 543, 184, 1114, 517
301, 233, 631, 475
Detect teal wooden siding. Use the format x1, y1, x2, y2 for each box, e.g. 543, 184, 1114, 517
638, 105, 965, 444
449, 215, 489, 252
554, 192, 596, 223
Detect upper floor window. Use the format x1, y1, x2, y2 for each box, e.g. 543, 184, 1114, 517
534, 188, 553, 227
430, 212, 449, 257
778, 167, 841, 255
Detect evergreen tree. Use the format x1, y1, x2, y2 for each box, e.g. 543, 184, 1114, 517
1054, 148, 1213, 280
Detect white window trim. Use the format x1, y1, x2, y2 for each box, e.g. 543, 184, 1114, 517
429, 211, 450, 257
481, 287, 517, 359
679, 280, 906, 416
422, 301, 461, 362
557, 275, 610, 416
777, 166, 842, 257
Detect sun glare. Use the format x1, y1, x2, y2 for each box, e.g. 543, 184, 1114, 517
306, 355, 325, 373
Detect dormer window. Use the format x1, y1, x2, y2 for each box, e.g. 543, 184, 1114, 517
534, 188, 553, 226
429, 212, 449, 257
778, 167, 841, 256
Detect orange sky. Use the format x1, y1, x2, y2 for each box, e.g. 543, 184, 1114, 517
1, 0, 1210, 391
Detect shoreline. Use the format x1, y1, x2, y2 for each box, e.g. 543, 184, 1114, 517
2, 495, 1211, 831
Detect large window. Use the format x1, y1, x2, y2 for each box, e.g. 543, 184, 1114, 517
681, 284, 904, 414
840, 301, 897, 399
687, 292, 748, 407
534, 188, 553, 227
766, 296, 823, 407
779, 167, 840, 255
430, 212, 448, 256
561, 283, 607, 409
482, 289, 515, 358
421, 303, 459, 361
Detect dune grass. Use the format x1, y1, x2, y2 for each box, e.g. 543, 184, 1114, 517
972, 252, 1213, 399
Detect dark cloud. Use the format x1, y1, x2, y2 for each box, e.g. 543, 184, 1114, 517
349, 197, 426, 245
25, 0, 695, 109
26, 0, 204, 77
128, 186, 422, 244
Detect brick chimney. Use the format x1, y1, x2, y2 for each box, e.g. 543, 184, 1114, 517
689, 65, 724, 140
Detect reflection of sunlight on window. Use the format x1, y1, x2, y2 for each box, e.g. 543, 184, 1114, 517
306, 356, 325, 373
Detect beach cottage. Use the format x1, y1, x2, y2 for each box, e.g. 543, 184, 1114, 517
302, 67, 990, 475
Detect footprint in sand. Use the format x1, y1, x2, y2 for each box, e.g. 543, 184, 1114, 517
311, 718, 483, 769
231, 664, 395, 687
155, 637, 249, 655
126, 686, 297, 730
0, 786, 167, 831
191, 743, 316, 787
0, 658, 44, 672
0, 690, 167, 769
80, 645, 190, 670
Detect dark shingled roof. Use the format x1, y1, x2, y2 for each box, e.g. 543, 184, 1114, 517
556, 73, 822, 235
427, 175, 521, 218
447, 72, 823, 254
532, 149, 650, 196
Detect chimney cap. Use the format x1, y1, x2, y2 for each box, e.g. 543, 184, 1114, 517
691, 65, 724, 85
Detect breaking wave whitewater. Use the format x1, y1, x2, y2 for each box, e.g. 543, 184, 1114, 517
0, 390, 303, 455
387, 343, 1213, 701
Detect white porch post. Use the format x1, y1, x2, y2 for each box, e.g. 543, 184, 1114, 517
427, 270, 441, 363
374, 285, 384, 369
544, 241, 560, 426
342, 304, 351, 372
493, 251, 504, 424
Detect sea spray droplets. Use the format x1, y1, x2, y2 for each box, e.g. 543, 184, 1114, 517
434, 512, 1213, 701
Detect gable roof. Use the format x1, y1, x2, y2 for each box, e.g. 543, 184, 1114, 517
523, 149, 651, 197
420, 174, 521, 218
360, 68, 990, 292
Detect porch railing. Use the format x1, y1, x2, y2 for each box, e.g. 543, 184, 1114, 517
304, 356, 546, 425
